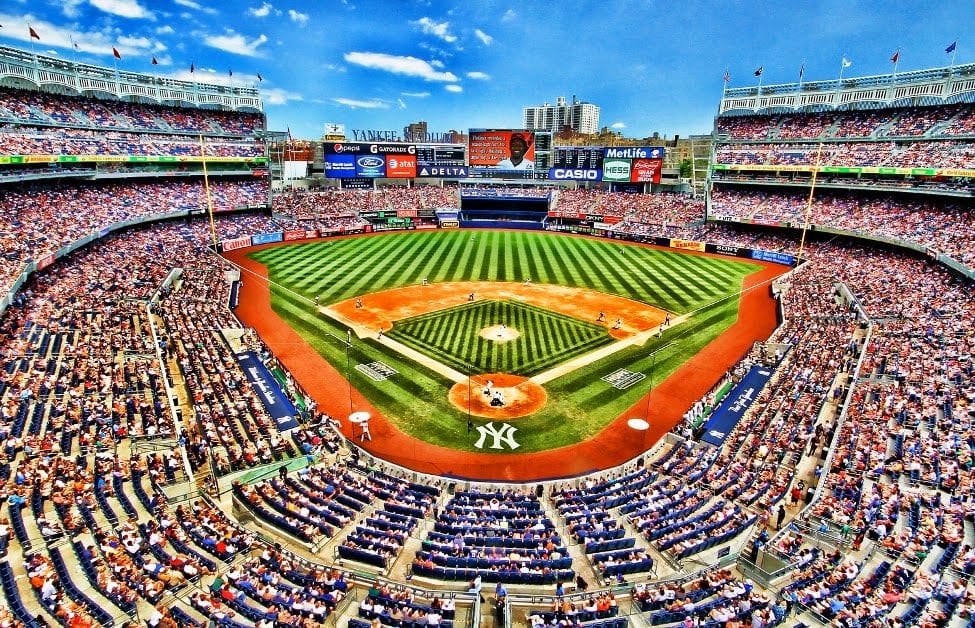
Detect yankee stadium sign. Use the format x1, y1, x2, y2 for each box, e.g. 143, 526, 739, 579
351, 129, 456, 143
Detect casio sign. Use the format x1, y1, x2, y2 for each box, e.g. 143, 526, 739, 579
550, 168, 600, 180
357, 156, 384, 168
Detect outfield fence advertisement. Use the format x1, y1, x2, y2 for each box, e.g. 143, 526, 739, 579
236, 351, 299, 431
700, 364, 773, 446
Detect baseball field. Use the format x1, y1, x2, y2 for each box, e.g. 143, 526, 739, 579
239, 230, 766, 458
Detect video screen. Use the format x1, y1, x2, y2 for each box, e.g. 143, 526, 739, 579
468, 129, 536, 170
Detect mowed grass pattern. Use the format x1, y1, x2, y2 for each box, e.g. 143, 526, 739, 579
388, 300, 614, 376
248, 230, 761, 456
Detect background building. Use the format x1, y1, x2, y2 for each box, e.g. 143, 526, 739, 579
523, 95, 600, 135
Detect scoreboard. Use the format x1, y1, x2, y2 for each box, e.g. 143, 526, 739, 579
553, 146, 605, 170
415, 144, 466, 166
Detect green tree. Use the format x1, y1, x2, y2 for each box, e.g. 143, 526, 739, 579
679, 158, 693, 178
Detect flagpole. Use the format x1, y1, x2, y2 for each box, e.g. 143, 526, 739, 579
950, 42, 958, 70
798, 59, 805, 92
199, 134, 218, 252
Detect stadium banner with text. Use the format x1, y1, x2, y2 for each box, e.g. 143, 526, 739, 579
701, 364, 773, 446
601, 159, 632, 182
603, 146, 665, 160
0, 155, 265, 164
354, 154, 387, 177
705, 243, 755, 259
631, 158, 663, 183
283, 229, 314, 241
251, 232, 283, 246
548, 168, 602, 181
221, 236, 252, 252
751, 249, 797, 265
324, 154, 356, 178
416, 165, 469, 178
468, 129, 536, 168
322, 142, 416, 155
236, 351, 299, 431
669, 238, 706, 252
384, 154, 417, 178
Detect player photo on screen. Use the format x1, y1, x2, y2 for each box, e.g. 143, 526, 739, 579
468, 130, 536, 169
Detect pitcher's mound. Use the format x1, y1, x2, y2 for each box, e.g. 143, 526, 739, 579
448, 373, 547, 419
480, 325, 520, 342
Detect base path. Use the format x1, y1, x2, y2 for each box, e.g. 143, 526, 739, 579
224, 236, 790, 482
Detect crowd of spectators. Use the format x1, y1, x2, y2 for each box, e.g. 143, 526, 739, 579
716, 103, 975, 140
0, 87, 264, 136
715, 139, 975, 169
0, 125, 262, 157
709, 187, 975, 268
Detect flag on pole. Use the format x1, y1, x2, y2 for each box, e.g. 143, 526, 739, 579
890, 49, 900, 64
113, 47, 122, 60
799, 63, 805, 79
754, 66, 763, 76
29, 26, 40, 40
946, 41, 957, 54
842, 57, 852, 68
190, 62, 195, 73
287, 126, 293, 142
723, 69, 730, 83
229, 69, 233, 77
151, 56, 158, 65
257, 72, 263, 82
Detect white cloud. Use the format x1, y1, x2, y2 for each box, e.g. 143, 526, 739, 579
90, 0, 154, 19
174, 0, 217, 13
473, 29, 492, 45
445, 84, 462, 93
155, 25, 175, 34
401, 91, 430, 98
397, 98, 406, 109
262, 87, 303, 106
0, 13, 161, 58
611, 122, 626, 129
323, 63, 346, 73
61, 0, 85, 18
204, 31, 269, 57
501, 9, 516, 22
466, 71, 489, 80
430, 59, 444, 69
248, 2, 272, 17
331, 97, 390, 109
412, 17, 456, 43
344, 52, 457, 82
288, 9, 309, 25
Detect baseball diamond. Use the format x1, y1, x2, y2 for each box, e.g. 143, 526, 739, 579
243, 230, 768, 456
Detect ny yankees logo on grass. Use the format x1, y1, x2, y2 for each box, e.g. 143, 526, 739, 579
473, 422, 520, 450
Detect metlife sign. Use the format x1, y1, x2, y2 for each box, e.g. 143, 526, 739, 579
603, 146, 665, 160
602, 159, 632, 182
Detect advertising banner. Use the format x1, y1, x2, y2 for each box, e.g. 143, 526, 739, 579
670, 239, 706, 252
385, 154, 417, 178
340, 178, 374, 190
355, 154, 387, 177
221, 236, 252, 252
548, 168, 602, 181
631, 158, 663, 183
601, 159, 632, 181
251, 232, 284, 245
324, 154, 356, 178
700, 365, 773, 446
236, 351, 299, 431
751, 249, 797, 265
283, 230, 309, 241
416, 165, 469, 177
603, 146, 665, 160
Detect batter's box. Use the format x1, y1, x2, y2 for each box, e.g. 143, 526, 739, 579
356, 361, 399, 381
602, 369, 646, 390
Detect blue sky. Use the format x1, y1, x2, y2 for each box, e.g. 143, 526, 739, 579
0, 0, 972, 140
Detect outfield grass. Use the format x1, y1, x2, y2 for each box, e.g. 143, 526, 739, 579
248, 230, 760, 455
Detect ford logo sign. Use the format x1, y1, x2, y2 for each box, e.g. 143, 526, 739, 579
357, 156, 384, 168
